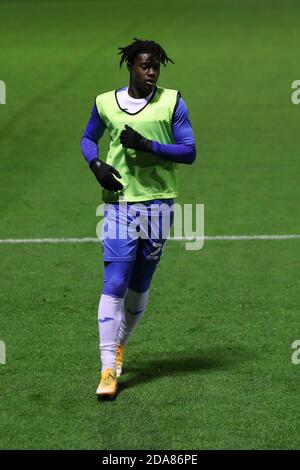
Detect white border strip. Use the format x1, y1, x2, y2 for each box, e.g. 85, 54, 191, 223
0, 235, 300, 244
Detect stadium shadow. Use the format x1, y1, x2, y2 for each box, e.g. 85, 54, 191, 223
117, 345, 253, 393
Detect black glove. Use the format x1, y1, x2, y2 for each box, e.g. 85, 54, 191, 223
120, 125, 151, 151
89, 158, 123, 192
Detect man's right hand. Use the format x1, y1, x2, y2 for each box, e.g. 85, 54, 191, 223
89, 158, 123, 192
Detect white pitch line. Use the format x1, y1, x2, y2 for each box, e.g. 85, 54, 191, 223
0, 237, 99, 244
0, 235, 300, 244
204, 234, 300, 240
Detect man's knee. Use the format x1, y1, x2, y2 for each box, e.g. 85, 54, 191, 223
103, 276, 128, 298
129, 259, 158, 293
102, 261, 133, 298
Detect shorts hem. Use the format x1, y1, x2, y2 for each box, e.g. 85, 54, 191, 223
104, 194, 178, 203
103, 257, 136, 262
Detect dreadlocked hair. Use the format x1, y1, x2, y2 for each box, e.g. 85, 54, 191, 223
118, 38, 174, 68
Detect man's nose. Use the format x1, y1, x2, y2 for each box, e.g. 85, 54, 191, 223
148, 67, 156, 77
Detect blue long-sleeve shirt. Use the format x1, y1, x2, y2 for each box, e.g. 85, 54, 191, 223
81, 91, 196, 165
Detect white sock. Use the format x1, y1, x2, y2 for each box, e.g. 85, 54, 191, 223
117, 288, 149, 347
98, 293, 124, 372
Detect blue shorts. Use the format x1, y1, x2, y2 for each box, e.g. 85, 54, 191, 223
102, 199, 174, 263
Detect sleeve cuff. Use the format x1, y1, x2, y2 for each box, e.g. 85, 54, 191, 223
150, 140, 160, 154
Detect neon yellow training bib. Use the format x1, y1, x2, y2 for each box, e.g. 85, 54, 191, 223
95, 86, 179, 203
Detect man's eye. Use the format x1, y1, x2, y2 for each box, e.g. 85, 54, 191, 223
141, 63, 160, 70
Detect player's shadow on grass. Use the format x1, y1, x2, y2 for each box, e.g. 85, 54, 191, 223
118, 345, 253, 393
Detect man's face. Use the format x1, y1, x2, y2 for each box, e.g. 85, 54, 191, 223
128, 53, 160, 92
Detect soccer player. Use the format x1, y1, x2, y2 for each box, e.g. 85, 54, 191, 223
80, 38, 197, 398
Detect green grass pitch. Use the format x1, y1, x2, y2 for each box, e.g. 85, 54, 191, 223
1, 0, 300, 450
